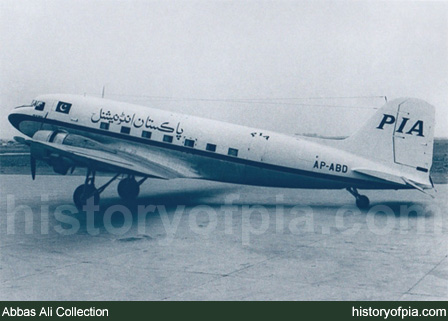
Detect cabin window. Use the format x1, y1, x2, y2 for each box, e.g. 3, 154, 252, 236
206, 143, 216, 152
163, 135, 173, 143
121, 126, 131, 134
100, 122, 110, 130
141, 131, 152, 139
228, 148, 238, 157
184, 139, 195, 148
34, 101, 45, 111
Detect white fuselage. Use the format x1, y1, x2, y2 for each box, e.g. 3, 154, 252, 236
9, 94, 407, 190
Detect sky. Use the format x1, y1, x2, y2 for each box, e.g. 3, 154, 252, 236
1, 0, 447, 138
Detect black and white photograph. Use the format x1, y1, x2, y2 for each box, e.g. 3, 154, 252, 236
0, 0, 447, 304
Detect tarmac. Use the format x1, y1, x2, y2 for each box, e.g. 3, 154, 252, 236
0, 174, 447, 300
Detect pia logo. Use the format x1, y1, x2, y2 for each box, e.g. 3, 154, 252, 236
377, 114, 424, 137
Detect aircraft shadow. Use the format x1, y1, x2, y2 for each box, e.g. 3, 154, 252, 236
75, 186, 435, 226
367, 201, 435, 217
102, 185, 234, 208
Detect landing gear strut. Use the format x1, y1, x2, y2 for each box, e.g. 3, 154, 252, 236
73, 169, 99, 210
73, 169, 120, 210
347, 187, 370, 209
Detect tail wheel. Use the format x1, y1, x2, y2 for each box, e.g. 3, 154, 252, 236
356, 195, 370, 209
347, 187, 370, 209
117, 177, 140, 201
73, 184, 99, 210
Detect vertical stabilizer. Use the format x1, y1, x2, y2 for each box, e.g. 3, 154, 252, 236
342, 98, 435, 179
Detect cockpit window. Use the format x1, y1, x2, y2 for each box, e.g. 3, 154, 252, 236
33, 100, 45, 111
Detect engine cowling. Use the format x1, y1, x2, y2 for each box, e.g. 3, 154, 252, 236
31, 130, 110, 175
32, 130, 111, 152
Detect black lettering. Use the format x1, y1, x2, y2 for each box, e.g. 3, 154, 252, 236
406, 120, 424, 137
320, 161, 326, 169
313, 161, 319, 169
335, 164, 341, 172
377, 114, 395, 130
395, 117, 409, 133
342, 165, 348, 173
328, 163, 334, 171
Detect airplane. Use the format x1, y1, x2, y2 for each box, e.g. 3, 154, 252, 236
8, 94, 435, 210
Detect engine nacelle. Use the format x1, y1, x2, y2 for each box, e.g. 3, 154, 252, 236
31, 130, 111, 175
32, 130, 68, 144
32, 130, 111, 151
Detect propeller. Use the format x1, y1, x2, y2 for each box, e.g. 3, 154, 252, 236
30, 155, 36, 180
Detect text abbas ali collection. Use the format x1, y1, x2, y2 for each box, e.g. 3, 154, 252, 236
2, 306, 109, 317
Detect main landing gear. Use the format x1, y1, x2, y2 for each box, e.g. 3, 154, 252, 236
117, 175, 147, 201
73, 169, 147, 210
346, 187, 370, 209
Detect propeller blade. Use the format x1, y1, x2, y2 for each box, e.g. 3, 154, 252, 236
30, 155, 36, 180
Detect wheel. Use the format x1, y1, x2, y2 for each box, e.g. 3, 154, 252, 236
356, 195, 370, 209
73, 184, 99, 210
117, 177, 140, 201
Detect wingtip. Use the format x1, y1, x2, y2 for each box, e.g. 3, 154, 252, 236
13, 136, 30, 145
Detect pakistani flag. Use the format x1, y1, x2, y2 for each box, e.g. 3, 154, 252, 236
56, 101, 72, 114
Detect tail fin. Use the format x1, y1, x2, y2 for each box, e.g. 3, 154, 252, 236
343, 98, 435, 173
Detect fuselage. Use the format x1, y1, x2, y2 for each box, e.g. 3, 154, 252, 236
8, 94, 407, 190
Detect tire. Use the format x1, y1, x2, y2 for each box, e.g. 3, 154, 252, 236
117, 178, 140, 201
356, 195, 370, 209
73, 184, 99, 210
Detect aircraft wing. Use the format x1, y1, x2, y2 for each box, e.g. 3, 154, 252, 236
20, 137, 184, 179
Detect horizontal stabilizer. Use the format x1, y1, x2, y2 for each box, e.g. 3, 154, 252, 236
354, 168, 434, 197
402, 177, 435, 198
352, 168, 405, 185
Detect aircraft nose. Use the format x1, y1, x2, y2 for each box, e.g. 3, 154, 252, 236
8, 106, 40, 137
8, 110, 23, 131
